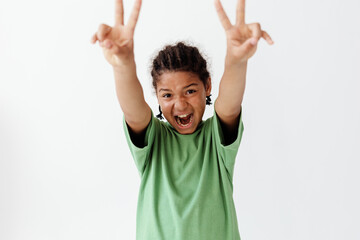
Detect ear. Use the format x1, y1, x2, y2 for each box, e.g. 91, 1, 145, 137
205, 77, 212, 96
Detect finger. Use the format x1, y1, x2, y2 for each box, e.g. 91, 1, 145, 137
100, 39, 119, 56
236, 37, 257, 56
247, 23, 262, 40
236, 0, 245, 26
127, 0, 142, 33
97, 24, 112, 41
102, 39, 114, 50
115, 0, 124, 25
262, 30, 274, 45
214, 0, 232, 31
90, 33, 98, 44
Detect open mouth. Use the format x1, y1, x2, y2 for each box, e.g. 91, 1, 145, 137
175, 113, 194, 128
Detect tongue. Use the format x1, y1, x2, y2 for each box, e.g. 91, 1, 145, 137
179, 115, 191, 125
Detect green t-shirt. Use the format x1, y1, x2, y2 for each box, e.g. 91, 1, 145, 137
123, 108, 244, 240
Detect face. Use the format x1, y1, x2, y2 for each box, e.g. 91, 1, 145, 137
156, 71, 211, 135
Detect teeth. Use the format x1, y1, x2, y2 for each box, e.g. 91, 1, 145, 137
175, 114, 193, 127
176, 117, 182, 125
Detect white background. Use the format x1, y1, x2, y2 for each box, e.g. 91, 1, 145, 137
1, 0, 359, 239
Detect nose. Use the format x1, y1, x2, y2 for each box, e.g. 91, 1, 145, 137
174, 96, 188, 111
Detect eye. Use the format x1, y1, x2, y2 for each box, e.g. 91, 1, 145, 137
162, 93, 172, 98
186, 89, 196, 94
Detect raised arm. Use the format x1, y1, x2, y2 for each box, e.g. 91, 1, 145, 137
214, 0, 273, 139
90, 0, 151, 135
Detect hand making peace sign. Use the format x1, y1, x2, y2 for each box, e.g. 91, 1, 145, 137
214, 0, 273, 64
90, 0, 142, 67
91, 0, 272, 66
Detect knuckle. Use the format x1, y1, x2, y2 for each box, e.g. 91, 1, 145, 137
249, 22, 261, 29
98, 23, 110, 32
98, 23, 105, 31
97, 24, 112, 40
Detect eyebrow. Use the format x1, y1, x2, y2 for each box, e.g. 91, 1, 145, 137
158, 83, 199, 92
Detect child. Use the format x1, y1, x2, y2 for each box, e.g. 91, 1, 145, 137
91, 0, 273, 239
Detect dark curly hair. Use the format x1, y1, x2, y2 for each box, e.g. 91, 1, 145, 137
150, 42, 211, 90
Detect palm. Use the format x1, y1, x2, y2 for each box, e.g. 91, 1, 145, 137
228, 26, 252, 45
226, 25, 258, 61
215, 0, 273, 63
103, 25, 135, 64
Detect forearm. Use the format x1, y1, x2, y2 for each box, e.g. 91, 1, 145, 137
215, 60, 247, 118
113, 55, 150, 127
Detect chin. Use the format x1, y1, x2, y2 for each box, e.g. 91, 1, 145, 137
177, 127, 196, 135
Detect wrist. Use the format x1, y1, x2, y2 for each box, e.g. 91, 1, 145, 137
225, 57, 248, 69
112, 55, 136, 72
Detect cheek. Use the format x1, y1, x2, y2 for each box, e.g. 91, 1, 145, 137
191, 97, 206, 113
160, 101, 173, 115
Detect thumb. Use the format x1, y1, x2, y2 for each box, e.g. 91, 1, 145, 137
101, 39, 121, 56
234, 37, 258, 60
102, 39, 113, 49
240, 37, 258, 53
102, 39, 120, 53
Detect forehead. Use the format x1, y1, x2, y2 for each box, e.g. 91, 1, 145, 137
157, 71, 203, 90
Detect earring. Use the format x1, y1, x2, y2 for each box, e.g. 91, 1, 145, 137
156, 105, 164, 120
206, 94, 212, 105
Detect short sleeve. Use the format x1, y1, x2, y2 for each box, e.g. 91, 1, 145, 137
211, 106, 244, 181
123, 111, 158, 176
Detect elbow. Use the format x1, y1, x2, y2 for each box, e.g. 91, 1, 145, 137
215, 99, 242, 119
